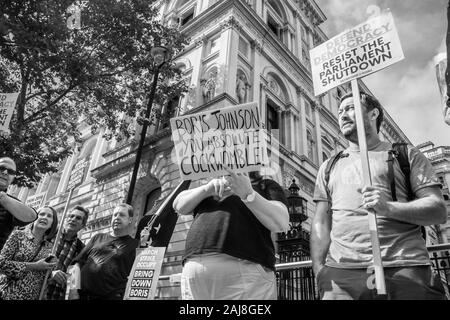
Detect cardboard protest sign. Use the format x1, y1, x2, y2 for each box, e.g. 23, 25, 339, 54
170, 102, 269, 180
310, 11, 404, 96
25, 192, 47, 210
67, 159, 89, 190
434, 52, 450, 125
0, 93, 18, 134
124, 247, 165, 300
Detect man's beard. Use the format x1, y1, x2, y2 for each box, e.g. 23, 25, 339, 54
342, 127, 358, 143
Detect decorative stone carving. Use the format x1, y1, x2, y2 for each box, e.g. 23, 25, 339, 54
250, 40, 263, 53
195, 35, 207, 48
220, 16, 242, 31
236, 71, 251, 104
201, 70, 217, 103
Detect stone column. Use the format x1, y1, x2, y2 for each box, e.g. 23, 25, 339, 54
298, 88, 308, 155
277, 108, 283, 145
260, 84, 267, 128
251, 40, 263, 105
294, 11, 302, 57
313, 102, 323, 164
284, 108, 293, 150
87, 133, 107, 180
36, 174, 49, 194
17, 187, 29, 203
218, 17, 241, 98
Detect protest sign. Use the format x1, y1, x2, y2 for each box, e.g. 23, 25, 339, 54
170, 102, 269, 180
124, 247, 166, 300
67, 159, 89, 190
25, 192, 47, 210
434, 52, 450, 125
0, 93, 18, 134
310, 11, 404, 96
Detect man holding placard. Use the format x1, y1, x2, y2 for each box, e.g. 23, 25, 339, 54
170, 101, 289, 300
311, 91, 447, 299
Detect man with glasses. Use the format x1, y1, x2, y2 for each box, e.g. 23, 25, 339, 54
0, 157, 37, 250
46, 205, 89, 300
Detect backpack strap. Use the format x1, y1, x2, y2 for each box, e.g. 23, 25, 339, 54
392, 143, 414, 201
324, 150, 349, 198
390, 143, 425, 240
387, 149, 397, 201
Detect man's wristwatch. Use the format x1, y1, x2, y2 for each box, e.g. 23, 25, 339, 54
241, 190, 256, 203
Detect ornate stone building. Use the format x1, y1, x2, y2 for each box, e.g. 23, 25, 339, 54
417, 141, 450, 244
10, 0, 411, 299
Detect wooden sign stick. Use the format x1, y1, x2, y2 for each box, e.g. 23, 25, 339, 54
351, 79, 386, 295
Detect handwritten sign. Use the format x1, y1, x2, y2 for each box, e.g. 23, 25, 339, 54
0, 93, 18, 134
67, 159, 89, 190
434, 52, 450, 125
124, 247, 165, 300
170, 102, 269, 180
25, 192, 46, 210
310, 11, 404, 95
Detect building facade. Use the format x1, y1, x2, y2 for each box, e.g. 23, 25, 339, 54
418, 141, 450, 244
10, 0, 411, 299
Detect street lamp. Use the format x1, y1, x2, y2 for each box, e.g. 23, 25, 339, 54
286, 179, 308, 235
126, 46, 170, 204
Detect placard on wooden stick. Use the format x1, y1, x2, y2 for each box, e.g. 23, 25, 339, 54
351, 80, 386, 295
309, 8, 404, 295
124, 247, 165, 300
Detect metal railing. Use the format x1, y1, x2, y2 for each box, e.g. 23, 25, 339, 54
427, 243, 450, 298
158, 244, 450, 300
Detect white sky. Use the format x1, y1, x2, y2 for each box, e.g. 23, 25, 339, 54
316, 0, 450, 146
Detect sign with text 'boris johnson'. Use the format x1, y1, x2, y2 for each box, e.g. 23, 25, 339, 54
170, 102, 269, 180
310, 11, 404, 96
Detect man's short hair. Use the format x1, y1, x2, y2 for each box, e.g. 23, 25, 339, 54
339, 91, 384, 133
117, 203, 134, 217
72, 205, 90, 226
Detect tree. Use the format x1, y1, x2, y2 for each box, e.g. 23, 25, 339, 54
0, 0, 189, 186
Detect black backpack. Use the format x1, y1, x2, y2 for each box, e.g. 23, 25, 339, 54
324, 142, 426, 240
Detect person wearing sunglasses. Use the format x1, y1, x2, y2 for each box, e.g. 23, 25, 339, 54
0, 157, 37, 251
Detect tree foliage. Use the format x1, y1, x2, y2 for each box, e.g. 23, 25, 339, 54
0, 0, 189, 186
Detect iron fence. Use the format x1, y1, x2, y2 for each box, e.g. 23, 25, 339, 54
274, 244, 450, 300
158, 244, 450, 300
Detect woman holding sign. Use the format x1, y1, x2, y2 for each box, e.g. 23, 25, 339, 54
0, 206, 58, 300
173, 169, 289, 300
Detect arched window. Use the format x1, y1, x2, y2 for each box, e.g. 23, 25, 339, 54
266, 99, 279, 133
176, 0, 196, 27
144, 187, 162, 214
266, 0, 288, 45
264, 72, 291, 146
266, 73, 288, 103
